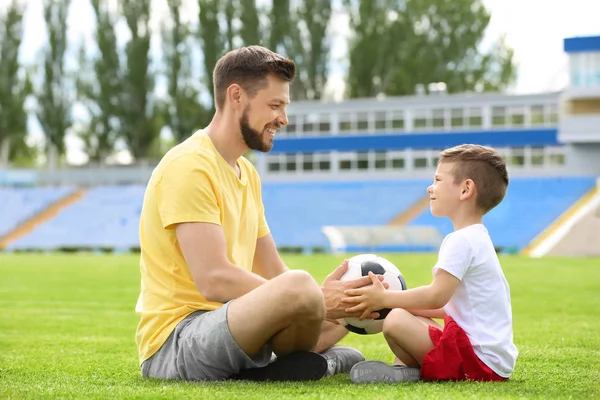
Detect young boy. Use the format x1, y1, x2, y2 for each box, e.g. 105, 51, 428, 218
344, 144, 518, 383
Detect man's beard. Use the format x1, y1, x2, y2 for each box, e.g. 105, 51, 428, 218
239, 106, 273, 152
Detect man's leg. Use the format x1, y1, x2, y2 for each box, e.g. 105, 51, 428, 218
227, 269, 325, 357
314, 321, 348, 353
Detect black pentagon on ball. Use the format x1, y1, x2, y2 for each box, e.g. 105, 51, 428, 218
360, 261, 386, 276
359, 260, 407, 320
344, 324, 369, 335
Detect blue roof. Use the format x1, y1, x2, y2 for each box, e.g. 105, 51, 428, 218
564, 35, 600, 53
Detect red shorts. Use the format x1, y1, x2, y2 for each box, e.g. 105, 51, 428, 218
421, 316, 508, 382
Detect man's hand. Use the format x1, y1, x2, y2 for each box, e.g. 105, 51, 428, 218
321, 260, 388, 321
342, 271, 388, 320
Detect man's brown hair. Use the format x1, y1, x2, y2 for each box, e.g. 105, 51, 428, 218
439, 144, 509, 213
212, 45, 296, 110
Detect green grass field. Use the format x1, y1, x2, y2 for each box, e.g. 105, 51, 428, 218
1, 253, 599, 399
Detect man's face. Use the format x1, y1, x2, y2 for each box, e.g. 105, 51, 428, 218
239, 75, 290, 152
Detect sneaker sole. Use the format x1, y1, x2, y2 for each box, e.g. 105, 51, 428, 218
233, 351, 327, 382
350, 361, 421, 383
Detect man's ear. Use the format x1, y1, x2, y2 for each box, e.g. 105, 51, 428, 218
460, 179, 476, 200
227, 84, 244, 110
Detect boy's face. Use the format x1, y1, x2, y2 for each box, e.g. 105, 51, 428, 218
427, 162, 463, 218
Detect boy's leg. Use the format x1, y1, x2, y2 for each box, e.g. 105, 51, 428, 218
350, 308, 435, 383
382, 308, 436, 366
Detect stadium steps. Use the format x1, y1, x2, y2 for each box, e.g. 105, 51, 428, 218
387, 195, 431, 226
521, 183, 599, 257
0, 188, 88, 249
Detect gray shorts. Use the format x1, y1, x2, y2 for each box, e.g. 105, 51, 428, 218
141, 302, 273, 381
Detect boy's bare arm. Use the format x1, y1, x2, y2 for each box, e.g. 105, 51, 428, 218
382, 269, 460, 310
343, 269, 460, 319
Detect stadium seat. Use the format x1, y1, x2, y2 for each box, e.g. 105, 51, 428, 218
408, 176, 597, 251
262, 180, 430, 250
7, 185, 146, 250
0, 186, 75, 237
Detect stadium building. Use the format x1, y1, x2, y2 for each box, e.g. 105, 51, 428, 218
1, 35, 599, 257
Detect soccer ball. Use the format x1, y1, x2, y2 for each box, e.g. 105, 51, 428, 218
337, 254, 407, 335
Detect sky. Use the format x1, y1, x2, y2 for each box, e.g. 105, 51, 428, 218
2, 0, 600, 164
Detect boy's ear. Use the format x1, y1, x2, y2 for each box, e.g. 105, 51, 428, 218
460, 179, 476, 201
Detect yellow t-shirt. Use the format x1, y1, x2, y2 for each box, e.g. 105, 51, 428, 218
135, 131, 270, 364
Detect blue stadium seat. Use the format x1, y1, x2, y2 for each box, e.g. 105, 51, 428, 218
408, 176, 597, 251
7, 185, 146, 250
0, 186, 75, 237
262, 180, 429, 249
4, 177, 595, 253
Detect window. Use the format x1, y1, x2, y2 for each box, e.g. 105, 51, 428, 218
509, 148, 525, 166
286, 115, 297, 133
549, 153, 565, 165
467, 107, 482, 128
392, 158, 405, 169
492, 106, 506, 127
375, 151, 387, 169
357, 112, 369, 131
414, 157, 428, 168
302, 154, 314, 171
285, 154, 297, 171
375, 111, 387, 131
509, 106, 525, 127
531, 147, 544, 166
548, 104, 559, 124
391, 111, 404, 130
357, 151, 369, 170
530, 105, 545, 126
451, 108, 463, 128
339, 113, 353, 133
432, 109, 445, 129
414, 109, 429, 130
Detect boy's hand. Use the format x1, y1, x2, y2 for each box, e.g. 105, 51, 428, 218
342, 271, 388, 320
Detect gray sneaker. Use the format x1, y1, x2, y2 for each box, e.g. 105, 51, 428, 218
320, 346, 365, 377
350, 360, 421, 383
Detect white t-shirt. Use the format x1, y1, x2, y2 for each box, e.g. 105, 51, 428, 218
432, 224, 518, 378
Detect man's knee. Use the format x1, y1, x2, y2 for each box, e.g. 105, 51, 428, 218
276, 270, 325, 319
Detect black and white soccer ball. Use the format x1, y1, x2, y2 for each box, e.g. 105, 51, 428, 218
337, 254, 407, 335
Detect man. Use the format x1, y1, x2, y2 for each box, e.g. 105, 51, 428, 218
135, 46, 378, 382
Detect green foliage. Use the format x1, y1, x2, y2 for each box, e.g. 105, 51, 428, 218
35, 0, 72, 165
0, 0, 31, 166
268, 0, 332, 100
76, 0, 123, 164
163, 0, 210, 144
345, 0, 517, 98
120, 0, 161, 160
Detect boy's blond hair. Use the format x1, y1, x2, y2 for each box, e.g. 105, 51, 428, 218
439, 144, 509, 213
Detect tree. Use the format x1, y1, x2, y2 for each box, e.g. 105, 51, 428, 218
0, 0, 32, 167
120, 0, 162, 160
238, 0, 261, 46
36, 0, 72, 169
267, 0, 332, 100
344, 0, 516, 98
163, 0, 210, 143
76, 0, 122, 164
198, 0, 225, 107
288, 0, 331, 100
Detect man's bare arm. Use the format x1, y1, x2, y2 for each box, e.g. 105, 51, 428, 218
252, 234, 289, 280
176, 222, 267, 303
